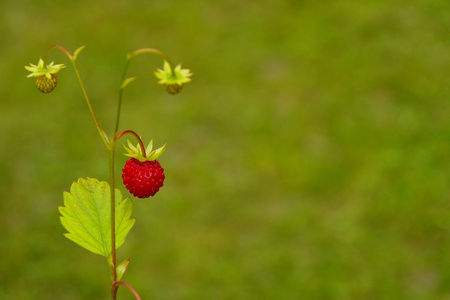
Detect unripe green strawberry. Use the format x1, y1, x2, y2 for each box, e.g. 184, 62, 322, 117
122, 158, 165, 198
164, 83, 183, 95
25, 59, 65, 93
35, 74, 58, 93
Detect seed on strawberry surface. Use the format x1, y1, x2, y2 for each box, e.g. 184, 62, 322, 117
122, 158, 165, 198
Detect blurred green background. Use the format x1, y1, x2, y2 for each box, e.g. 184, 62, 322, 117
1, 0, 450, 299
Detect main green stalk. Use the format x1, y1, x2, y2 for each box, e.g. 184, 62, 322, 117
45, 45, 180, 300
110, 149, 118, 299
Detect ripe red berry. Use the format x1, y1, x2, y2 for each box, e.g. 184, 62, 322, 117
122, 158, 165, 198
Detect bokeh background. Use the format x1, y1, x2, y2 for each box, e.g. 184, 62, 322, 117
1, 0, 450, 299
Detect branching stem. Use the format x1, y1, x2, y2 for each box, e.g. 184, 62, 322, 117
114, 47, 175, 132
45, 45, 172, 300
115, 130, 147, 158
46, 45, 110, 148
128, 47, 175, 70
113, 281, 142, 300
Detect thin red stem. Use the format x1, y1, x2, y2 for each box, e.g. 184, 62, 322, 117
115, 130, 147, 157
128, 48, 174, 68
112, 281, 142, 300
45, 45, 73, 61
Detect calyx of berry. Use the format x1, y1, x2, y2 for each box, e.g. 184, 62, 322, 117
25, 58, 65, 79
123, 139, 166, 162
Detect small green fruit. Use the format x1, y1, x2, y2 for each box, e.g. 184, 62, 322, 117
35, 74, 58, 93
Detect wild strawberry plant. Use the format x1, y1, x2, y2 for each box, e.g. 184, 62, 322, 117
25, 45, 192, 299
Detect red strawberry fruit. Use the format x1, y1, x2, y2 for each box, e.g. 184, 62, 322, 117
122, 158, 165, 198
121, 139, 167, 198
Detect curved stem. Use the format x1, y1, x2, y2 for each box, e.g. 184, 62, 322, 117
115, 48, 175, 133
112, 281, 142, 300
115, 130, 147, 158
71, 60, 110, 148
128, 48, 175, 70
45, 45, 110, 148
45, 45, 73, 60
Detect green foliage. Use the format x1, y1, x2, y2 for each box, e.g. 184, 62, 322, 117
59, 178, 135, 257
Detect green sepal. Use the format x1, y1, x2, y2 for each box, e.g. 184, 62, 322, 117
123, 139, 166, 162
72, 46, 85, 61
59, 178, 136, 257
148, 143, 166, 160
116, 258, 130, 281
121, 77, 137, 89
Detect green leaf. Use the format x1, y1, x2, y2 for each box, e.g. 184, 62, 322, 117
59, 178, 136, 256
